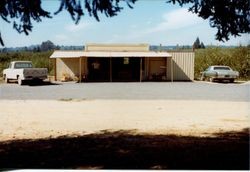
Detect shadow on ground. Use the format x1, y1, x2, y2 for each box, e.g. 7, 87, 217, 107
25, 81, 60, 86
0, 128, 249, 170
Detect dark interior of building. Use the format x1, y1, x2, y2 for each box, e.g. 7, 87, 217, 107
87, 57, 110, 82
112, 57, 140, 82
87, 57, 142, 82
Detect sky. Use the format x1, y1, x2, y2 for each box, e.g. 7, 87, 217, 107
1, 0, 249, 47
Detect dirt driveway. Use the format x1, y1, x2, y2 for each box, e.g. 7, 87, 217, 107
0, 98, 248, 141
0, 82, 249, 141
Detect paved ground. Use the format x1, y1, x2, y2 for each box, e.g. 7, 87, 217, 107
0, 81, 249, 101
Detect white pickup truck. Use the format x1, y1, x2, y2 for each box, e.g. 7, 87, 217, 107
3, 61, 48, 85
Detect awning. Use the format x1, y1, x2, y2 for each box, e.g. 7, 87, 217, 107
50, 51, 85, 58
50, 50, 172, 58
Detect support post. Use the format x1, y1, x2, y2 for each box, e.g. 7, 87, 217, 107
110, 57, 112, 82
79, 57, 82, 83
54, 59, 57, 81
171, 57, 173, 82
140, 57, 142, 82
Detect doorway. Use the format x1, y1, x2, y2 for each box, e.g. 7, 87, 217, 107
112, 57, 141, 82
87, 57, 110, 82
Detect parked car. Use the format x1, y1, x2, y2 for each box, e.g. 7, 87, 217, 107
200, 65, 239, 83
3, 61, 48, 85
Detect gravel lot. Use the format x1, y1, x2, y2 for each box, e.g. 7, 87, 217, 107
0, 81, 249, 141
0, 81, 249, 101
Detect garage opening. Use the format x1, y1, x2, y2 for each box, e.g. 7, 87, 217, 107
87, 57, 110, 82
112, 57, 141, 82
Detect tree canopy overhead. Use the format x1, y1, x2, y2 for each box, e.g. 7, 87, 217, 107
0, 0, 249, 46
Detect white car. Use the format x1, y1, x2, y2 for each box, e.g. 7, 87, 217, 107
201, 65, 239, 83
3, 61, 48, 85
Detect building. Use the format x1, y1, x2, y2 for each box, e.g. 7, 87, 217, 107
50, 44, 194, 82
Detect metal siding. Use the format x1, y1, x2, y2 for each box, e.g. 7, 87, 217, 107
166, 57, 171, 80
168, 52, 194, 81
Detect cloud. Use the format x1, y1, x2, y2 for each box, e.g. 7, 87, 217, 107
146, 8, 204, 34
108, 8, 205, 44
65, 22, 92, 32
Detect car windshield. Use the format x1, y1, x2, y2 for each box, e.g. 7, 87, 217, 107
214, 66, 230, 70
14, 62, 32, 69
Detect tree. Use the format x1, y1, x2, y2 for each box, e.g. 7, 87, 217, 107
193, 37, 206, 49
0, 0, 249, 46
200, 42, 205, 49
193, 37, 201, 49
40, 40, 55, 52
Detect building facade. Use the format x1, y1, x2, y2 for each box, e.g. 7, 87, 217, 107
50, 44, 194, 82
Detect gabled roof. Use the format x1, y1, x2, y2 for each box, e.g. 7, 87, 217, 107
50, 50, 172, 58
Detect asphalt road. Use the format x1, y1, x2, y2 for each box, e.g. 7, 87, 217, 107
0, 81, 249, 101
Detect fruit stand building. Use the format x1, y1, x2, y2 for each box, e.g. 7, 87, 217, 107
50, 44, 194, 82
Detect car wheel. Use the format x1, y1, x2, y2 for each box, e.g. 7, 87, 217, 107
209, 77, 214, 82
4, 75, 9, 83
18, 77, 23, 85
230, 79, 234, 83
200, 75, 205, 81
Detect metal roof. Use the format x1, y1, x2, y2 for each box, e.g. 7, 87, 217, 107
50, 50, 172, 58
50, 51, 85, 58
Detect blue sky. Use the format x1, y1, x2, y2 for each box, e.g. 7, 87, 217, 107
1, 0, 249, 47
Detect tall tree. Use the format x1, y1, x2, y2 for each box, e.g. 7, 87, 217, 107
193, 37, 201, 49
200, 42, 205, 49
193, 37, 206, 49
0, 0, 249, 46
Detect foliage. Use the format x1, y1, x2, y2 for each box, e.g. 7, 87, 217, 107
0, 0, 136, 46
1, 0, 250, 46
0, 0, 51, 40
195, 47, 250, 80
40, 40, 56, 52
0, 51, 54, 76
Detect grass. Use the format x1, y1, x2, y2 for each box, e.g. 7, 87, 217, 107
0, 128, 249, 170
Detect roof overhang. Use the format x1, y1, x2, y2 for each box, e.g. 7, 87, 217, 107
50, 51, 172, 58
